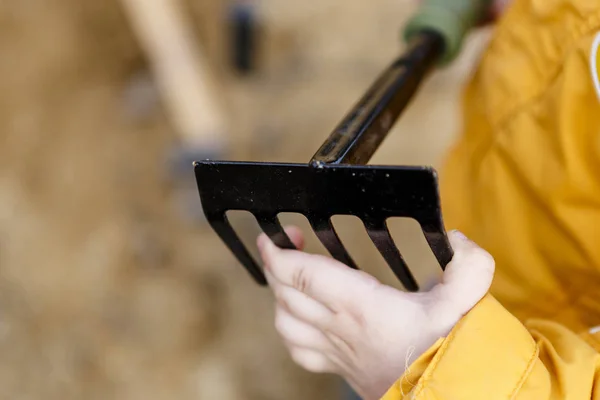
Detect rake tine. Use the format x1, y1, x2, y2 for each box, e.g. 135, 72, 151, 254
255, 214, 297, 250
420, 220, 454, 270
364, 219, 419, 292
309, 216, 359, 269
207, 212, 267, 285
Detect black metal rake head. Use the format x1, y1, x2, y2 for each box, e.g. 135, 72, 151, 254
195, 161, 452, 291
194, 31, 456, 292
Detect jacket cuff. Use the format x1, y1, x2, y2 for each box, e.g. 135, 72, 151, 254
381, 294, 538, 399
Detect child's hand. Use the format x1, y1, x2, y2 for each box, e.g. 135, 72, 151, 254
257, 229, 495, 400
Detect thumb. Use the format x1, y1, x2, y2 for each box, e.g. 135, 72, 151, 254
433, 230, 495, 317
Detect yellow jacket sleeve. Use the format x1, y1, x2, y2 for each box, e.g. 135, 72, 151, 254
382, 0, 600, 397
381, 295, 600, 399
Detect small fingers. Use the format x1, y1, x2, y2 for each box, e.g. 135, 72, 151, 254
267, 271, 334, 327
288, 347, 336, 374
257, 225, 305, 251
284, 226, 305, 250
259, 237, 379, 310
274, 305, 331, 351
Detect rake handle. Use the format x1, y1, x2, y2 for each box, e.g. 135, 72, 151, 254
310, 31, 443, 166
310, 0, 491, 166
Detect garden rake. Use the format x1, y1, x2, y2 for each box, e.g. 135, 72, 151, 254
194, 0, 491, 291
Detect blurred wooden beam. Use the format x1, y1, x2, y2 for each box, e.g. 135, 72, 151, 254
119, 0, 227, 151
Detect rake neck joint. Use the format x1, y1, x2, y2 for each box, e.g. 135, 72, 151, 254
309, 31, 444, 167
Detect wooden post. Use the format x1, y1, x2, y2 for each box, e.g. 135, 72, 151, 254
120, 0, 227, 150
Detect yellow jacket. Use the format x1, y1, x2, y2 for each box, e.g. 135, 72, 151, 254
383, 0, 600, 398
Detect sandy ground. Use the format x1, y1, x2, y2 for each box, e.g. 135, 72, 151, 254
0, 0, 488, 398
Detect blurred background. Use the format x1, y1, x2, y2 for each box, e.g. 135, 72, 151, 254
0, 0, 490, 398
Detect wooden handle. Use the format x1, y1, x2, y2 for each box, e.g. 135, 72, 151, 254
120, 0, 226, 146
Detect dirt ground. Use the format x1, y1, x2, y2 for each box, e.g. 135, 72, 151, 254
0, 0, 489, 399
